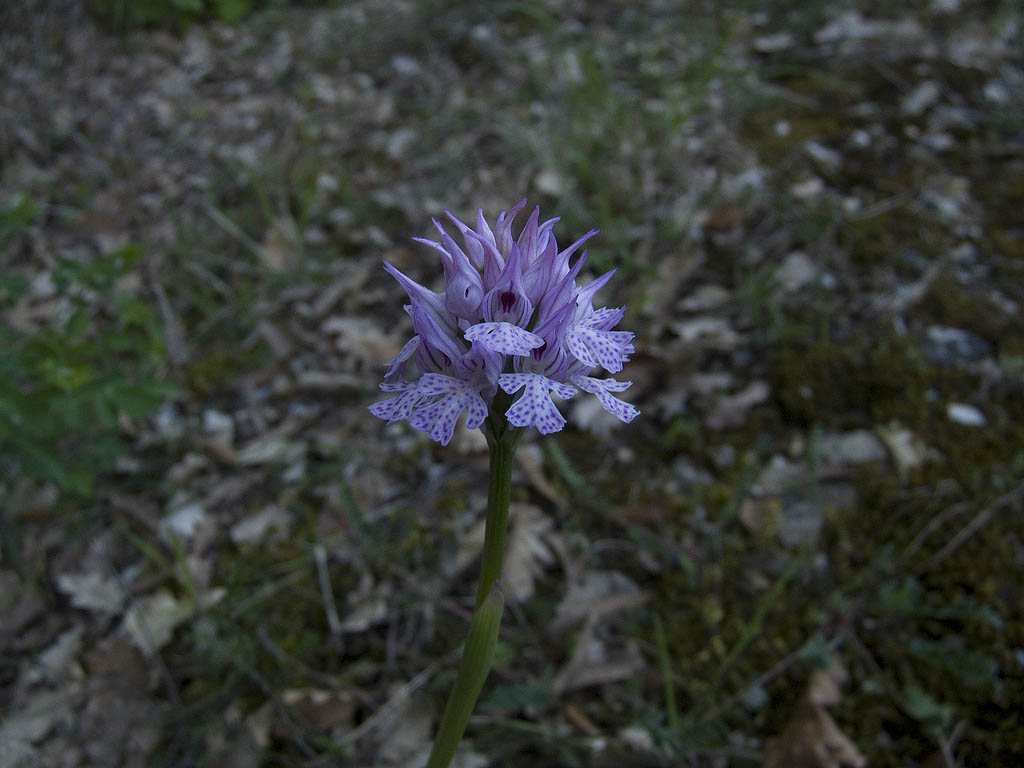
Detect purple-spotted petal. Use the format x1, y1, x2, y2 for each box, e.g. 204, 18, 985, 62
369, 380, 424, 424
465, 322, 544, 356
564, 324, 635, 373
571, 375, 640, 423
408, 374, 487, 445
384, 335, 420, 380
499, 373, 576, 435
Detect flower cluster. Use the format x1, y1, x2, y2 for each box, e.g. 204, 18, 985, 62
369, 201, 639, 445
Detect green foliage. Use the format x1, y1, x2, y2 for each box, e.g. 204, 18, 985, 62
86, 0, 336, 29
0, 196, 174, 497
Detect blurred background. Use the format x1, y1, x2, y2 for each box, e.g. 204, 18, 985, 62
1, 1, 1022, 766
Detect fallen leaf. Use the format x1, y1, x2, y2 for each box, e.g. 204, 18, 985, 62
763, 658, 866, 768
706, 380, 771, 429
57, 572, 124, 615
121, 590, 193, 656
281, 688, 357, 731
501, 503, 558, 603
230, 504, 292, 547
455, 503, 561, 602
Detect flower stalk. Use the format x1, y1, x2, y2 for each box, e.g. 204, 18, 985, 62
425, 580, 505, 768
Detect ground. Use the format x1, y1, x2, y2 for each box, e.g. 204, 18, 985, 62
1, 1, 1022, 766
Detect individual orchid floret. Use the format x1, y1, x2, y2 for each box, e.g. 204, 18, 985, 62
498, 373, 576, 434
570, 375, 640, 423
408, 374, 488, 446
369, 201, 640, 444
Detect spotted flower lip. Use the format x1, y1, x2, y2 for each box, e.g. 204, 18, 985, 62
370, 201, 640, 445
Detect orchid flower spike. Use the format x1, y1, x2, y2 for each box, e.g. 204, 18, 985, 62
370, 202, 640, 445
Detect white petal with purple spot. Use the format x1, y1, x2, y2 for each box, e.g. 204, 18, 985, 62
465, 322, 544, 356
571, 375, 640, 423
499, 373, 575, 434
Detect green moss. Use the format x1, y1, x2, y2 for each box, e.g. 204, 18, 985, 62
772, 331, 929, 429
918, 269, 1013, 346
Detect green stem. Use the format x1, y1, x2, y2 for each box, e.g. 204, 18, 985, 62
474, 430, 516, 609
425, 583, 504, 768
426, 421, 518, 768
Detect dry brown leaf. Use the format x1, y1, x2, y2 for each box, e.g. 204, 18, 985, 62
57, 571, 124, 615
763, 659, 866, 768
454, 503, 561, 602
281, 688, 357, 731
501, 503, 558, 602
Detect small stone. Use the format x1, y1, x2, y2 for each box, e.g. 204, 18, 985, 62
816, 430, 887, 468
775, 251, 818, 293
202, 409, 234, 447
901, 81, 941, 116
983, 80, 1010, 104
924, 325, 993, 364
753, 32, 794, 53
153, 402, 184, 440
791, 177, 825, 203
535, 168, 565, 196
850, 129, 871, 148
947, 402, 985, 426
805, 141, 842, 173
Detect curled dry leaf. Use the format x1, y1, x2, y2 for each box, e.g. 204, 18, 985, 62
281, 688, 357, 731
455, 503, 560, 602
57, 572, 125, 615
763, 658, 866, 768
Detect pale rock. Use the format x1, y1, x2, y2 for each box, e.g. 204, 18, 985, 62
805, 141, 842, 173
753, 32, 794, 53
202, 409, 234, 447
947, 402, 986, 427
816, 430, 887, 468
775, 251, 818, 293
901, 81, 941, 116
791, 177, 825, 203
535, 168, 565, 196
153, 402, 184, 440
619, 725, 656, 752
983, 80, 1010, 104
924, 325, 992, 364
386, 128, 417, 159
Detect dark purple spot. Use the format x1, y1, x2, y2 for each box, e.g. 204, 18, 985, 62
500, 290, 516, 313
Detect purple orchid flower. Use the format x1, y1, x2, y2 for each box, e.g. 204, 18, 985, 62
369, 201, 640, 445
